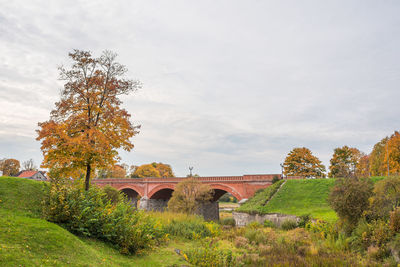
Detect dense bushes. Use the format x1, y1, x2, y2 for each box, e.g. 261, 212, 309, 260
43, 181, 165, 254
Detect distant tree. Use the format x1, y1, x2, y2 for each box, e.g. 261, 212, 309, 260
370, 137, 389, 176
153, 162, 174, 178
386, 131, 400, 175
36, 50, 141, 190
168, 178, 212, 214
98, 164, 127, 178
356, 154, 370, 178
283, 147, 326, 178
22, 159, 37, 171
329, 146, 363, 178
133, 164, 161, 178
128, 165, 139, 178
0, 159, 20, 176
329, 178, 373, 227
132, 162, 175, 178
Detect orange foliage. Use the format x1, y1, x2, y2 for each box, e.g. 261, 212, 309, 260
0, 158, 20, 176
283, 147, 326, 178
36, 50, 141, 189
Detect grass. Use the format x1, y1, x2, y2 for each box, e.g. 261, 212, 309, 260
236, 177, 388, 222
0, 176, 189, 266
236, 180, 284, 214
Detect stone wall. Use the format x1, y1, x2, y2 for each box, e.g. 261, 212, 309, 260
197, 202, 219, 221
138, 197, 168, 211
233, 211, 299, 227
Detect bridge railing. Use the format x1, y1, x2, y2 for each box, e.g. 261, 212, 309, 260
93, 174, 281, 183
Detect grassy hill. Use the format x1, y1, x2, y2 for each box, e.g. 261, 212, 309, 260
0, 177, 187, 266
237, 177, 387, 222
237, 179, 337, 222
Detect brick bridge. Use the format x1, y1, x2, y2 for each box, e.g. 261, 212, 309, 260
94, 174, 281, 220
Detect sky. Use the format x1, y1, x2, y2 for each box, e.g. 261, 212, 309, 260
0, 0, 399, 176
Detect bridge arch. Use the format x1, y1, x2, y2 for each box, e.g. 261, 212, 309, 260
209, 184, 243, 201
117, 186, 142, 207
148, 184, 175, 199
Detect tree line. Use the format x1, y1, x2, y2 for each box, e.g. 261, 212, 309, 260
283, 131, 400, 178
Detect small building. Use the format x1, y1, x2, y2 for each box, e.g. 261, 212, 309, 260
17, 170, 48, 181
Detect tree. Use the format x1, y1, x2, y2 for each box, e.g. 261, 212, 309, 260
36, 50, 141, 190
386, 131, 400, 175
329, 146, 363, 178
0, 159, 20, 176
370, 137, 389, 176
356, 154, 370, 178
368, 176, 400, 219
97, 164, 127, 178
22, 159, 37, 171
132, 162, 175, 178
283, 147, 326, 178
153, 162, 174, 178
168, 178, 212, 214
132, 164, 160, 178
328, 178, 373, 227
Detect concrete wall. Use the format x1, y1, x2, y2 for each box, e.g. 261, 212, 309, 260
233, 211, 299, 227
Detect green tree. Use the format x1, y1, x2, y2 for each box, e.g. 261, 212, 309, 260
168, 178, 212, 214
328, 178, 373, 227
283, 147, 326, 178
329, 146, 363, 178
369, 176, 400, 219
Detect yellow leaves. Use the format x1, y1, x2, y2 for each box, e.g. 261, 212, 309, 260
283, 147, 326, 178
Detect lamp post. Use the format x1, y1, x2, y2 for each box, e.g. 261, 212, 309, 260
189, 166, 193, 177
280, 163, 284, 179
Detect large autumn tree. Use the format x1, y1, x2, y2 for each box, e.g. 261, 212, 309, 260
283, 147, 326, 178
329, 146, 364, 178
37, 50, 141, 190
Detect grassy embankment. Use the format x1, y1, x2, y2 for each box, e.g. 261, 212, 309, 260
0, 176, 189, 266
237, 177, 386, 223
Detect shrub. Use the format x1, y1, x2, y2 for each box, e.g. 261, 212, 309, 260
43, 181, 165, 254
184, 240, 237, 267
102, 185, 123, 205
298, 214, 311, 228
264, 219, 276, 228
329, 178, 373, 228
220, 217, 236, 227
272, 175, 280, 184
281, 219, 298, 230
369, 176, 400, 220
163, 219, 219, 240
390, 207, 400, 233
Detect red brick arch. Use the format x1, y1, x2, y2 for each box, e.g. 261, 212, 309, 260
115, 184, 144, 197
209, 184, 243, 201
148, 184, 175, 199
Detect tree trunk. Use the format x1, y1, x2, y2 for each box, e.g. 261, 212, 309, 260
85, 163, 91, 191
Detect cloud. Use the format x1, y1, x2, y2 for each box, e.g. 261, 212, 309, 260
0, 0, 400, 176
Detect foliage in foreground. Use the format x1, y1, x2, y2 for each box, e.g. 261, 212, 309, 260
43, 180, 166, 254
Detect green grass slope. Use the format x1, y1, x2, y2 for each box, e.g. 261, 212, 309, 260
236, 179, 337, 222
0, 177, 187, 266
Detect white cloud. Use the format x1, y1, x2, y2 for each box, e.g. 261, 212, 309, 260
0, 0, 400, 176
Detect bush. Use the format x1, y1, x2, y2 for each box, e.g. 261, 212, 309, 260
281, 219, 298, 230
184, 240, 236, 267
264, 219, 276, 228
390, 207, 400, 233
102, 185, 123, 205
329, 178, 373, 228
298, 214, 311, 228
220, 217, 236, 227
163, 219, 220, 240
43, 181, 165, 254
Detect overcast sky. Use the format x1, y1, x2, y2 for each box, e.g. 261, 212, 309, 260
1, 0, 399, 176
